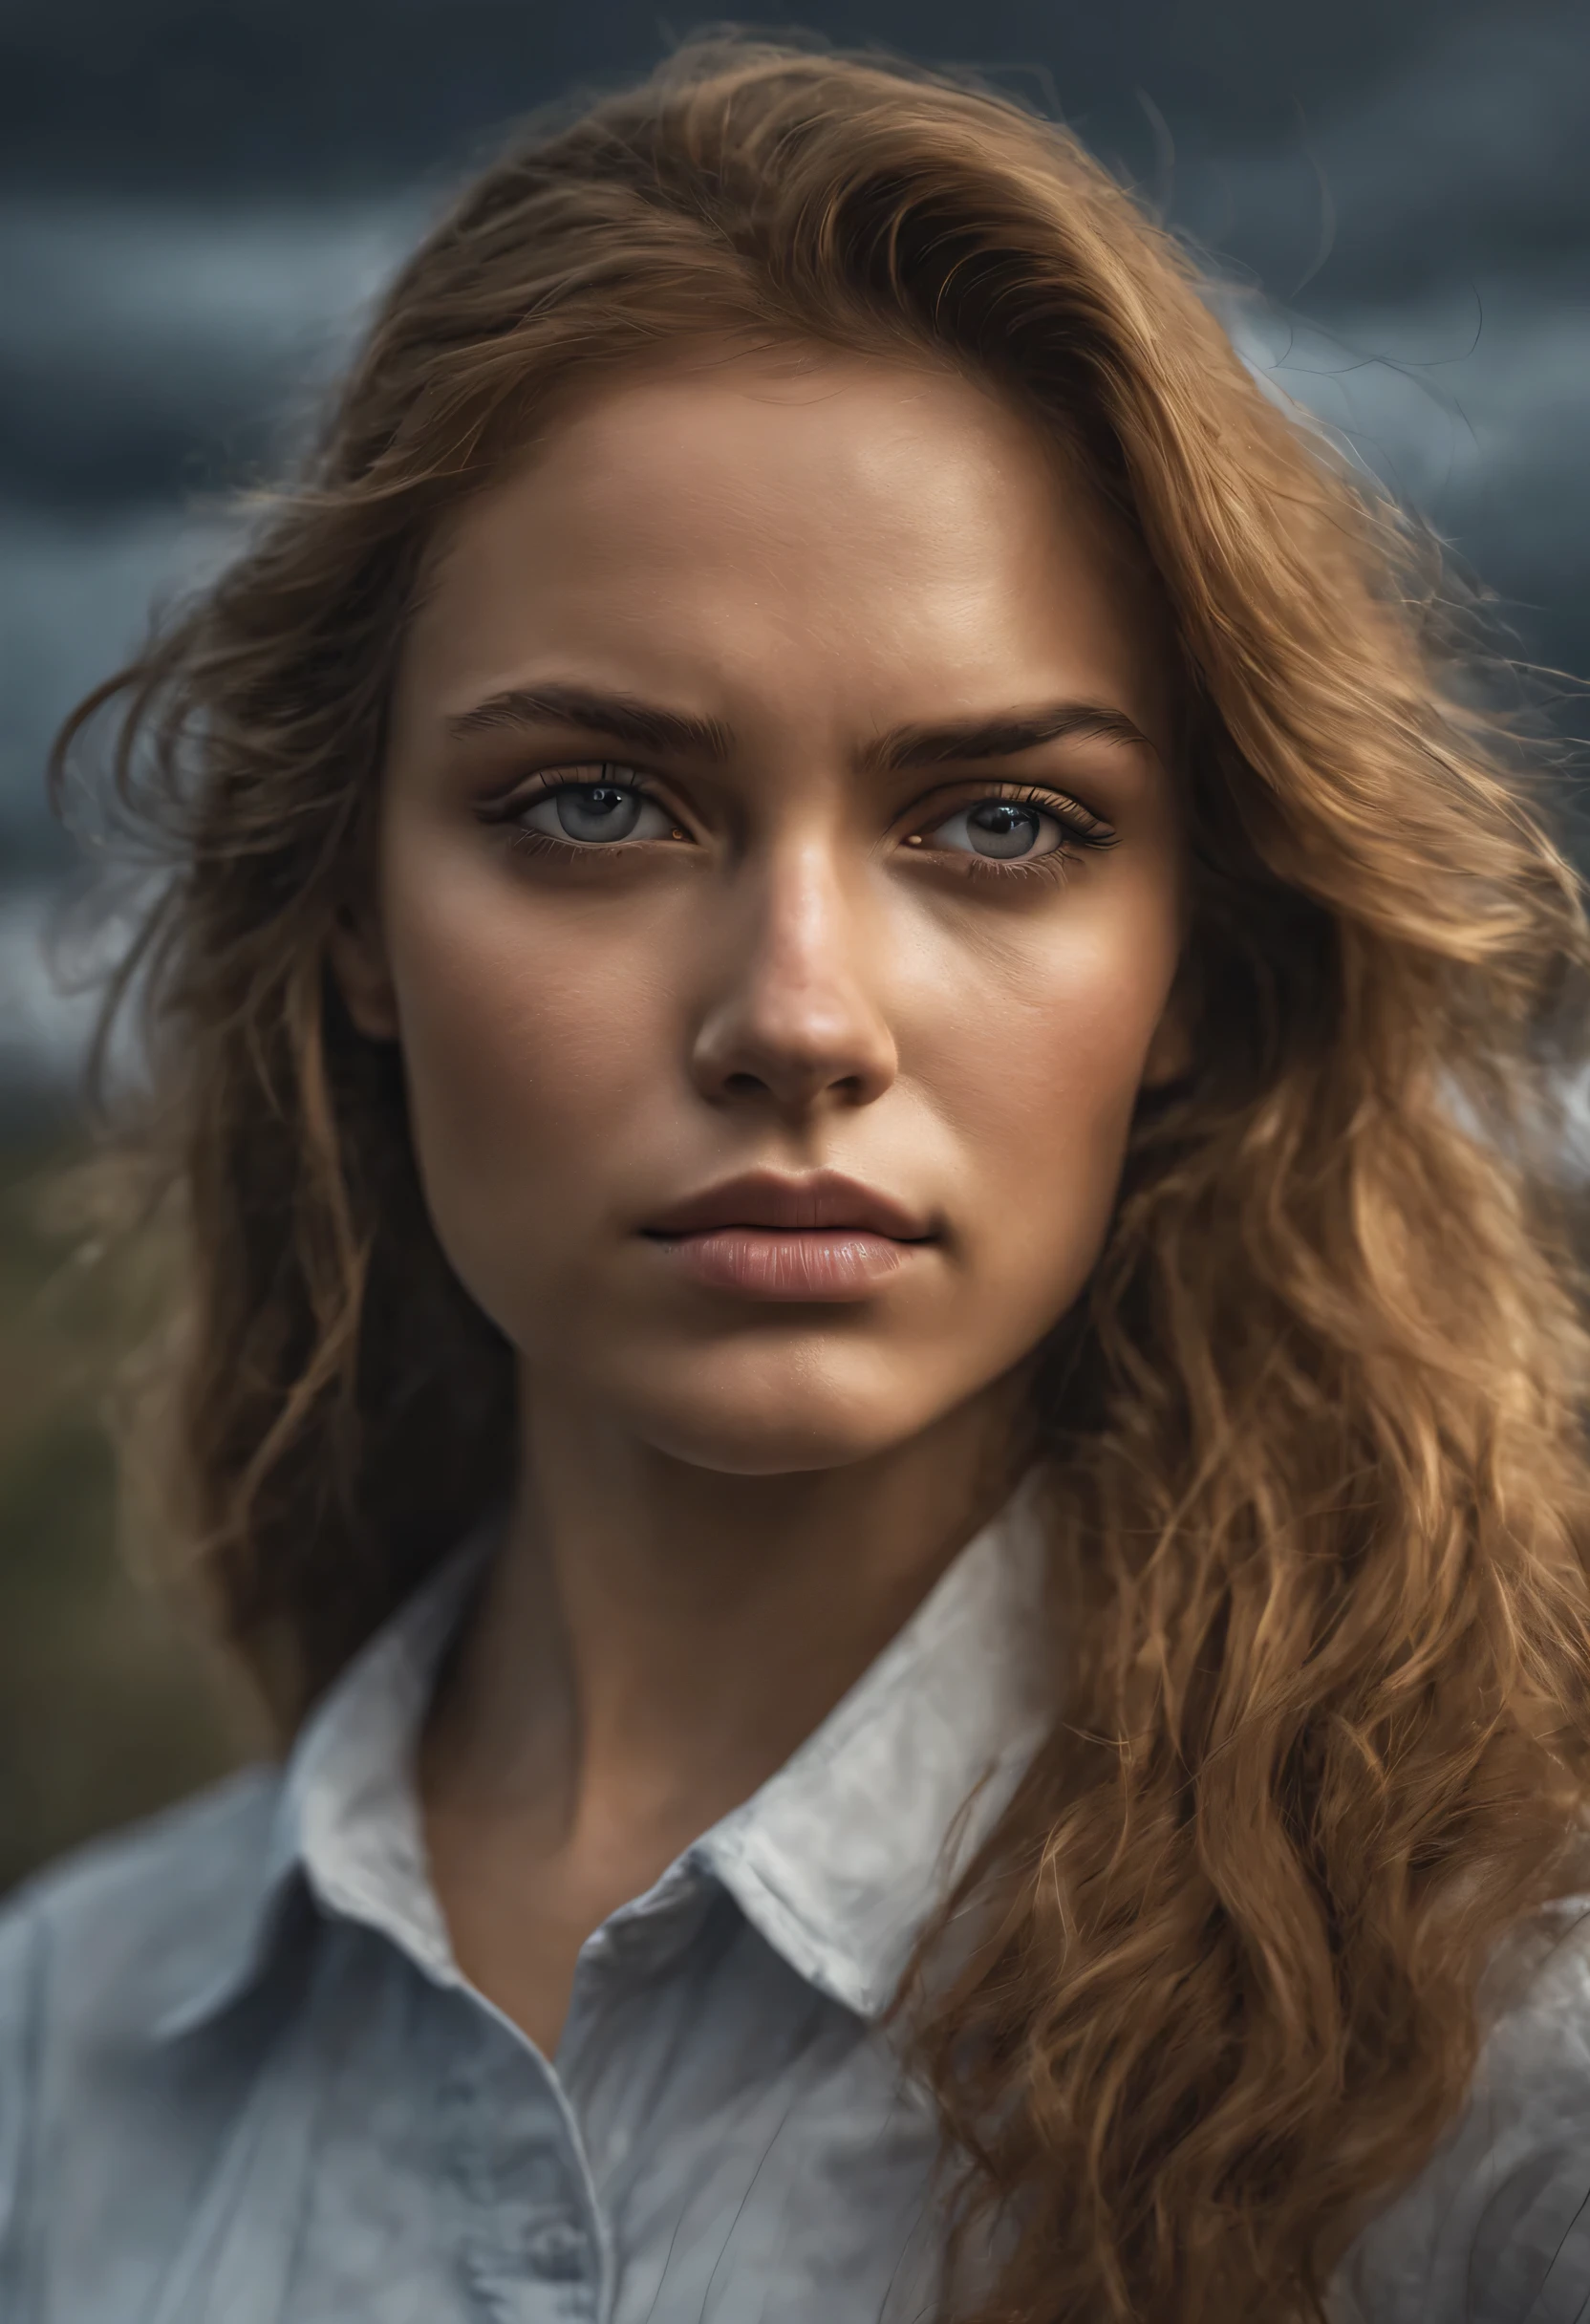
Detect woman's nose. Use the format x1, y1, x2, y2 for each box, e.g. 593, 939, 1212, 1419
688, 840, 898, 1117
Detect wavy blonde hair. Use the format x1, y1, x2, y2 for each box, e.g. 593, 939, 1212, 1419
53, 36, 1590, 2324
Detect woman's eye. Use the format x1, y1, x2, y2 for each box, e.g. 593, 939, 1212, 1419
923, 798, 1067, 862
519, 782, 678, 846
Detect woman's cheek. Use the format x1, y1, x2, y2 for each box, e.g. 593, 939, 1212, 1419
932, 913, 1162, 1141
396, 847, 670, 1117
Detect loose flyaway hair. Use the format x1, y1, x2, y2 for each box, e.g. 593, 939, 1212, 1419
52, 36, 1590, 2324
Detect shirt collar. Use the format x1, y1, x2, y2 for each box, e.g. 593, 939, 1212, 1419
155, 1477, 1051, 2039
152, 1545, 486, 2040
694, 1475, 1051, 2016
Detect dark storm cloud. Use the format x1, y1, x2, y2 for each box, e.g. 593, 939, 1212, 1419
0, 0, 1548, 199
1194, 0, 1590, 676
1233, 285, 1590, 677
0, 197, 412, 883
0, 199, 422, 507
0, 0, 1586, 1089
1198, 4, 1590, 305
0, 0, 1583, 514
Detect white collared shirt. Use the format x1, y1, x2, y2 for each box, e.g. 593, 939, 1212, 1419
0, 1489, 1050, 2323
7, 1480, 1590, 2323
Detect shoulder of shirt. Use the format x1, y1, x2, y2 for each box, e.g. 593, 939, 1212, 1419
0, 1765, 285, 2048
1338, 1894, 1590, 2324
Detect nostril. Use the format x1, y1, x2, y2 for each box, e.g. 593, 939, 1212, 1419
723, 1070, 769, 1097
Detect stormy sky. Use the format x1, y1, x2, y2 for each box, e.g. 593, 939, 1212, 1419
2, 0, 1587, 1097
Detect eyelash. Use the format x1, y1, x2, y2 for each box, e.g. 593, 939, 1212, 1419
479, 767, 1118, 875
930, 784, 1118, 886
481, 765, 680, 873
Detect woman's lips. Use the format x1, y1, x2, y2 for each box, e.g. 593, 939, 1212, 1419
640, 1171, 934, 1302
652, 1225, 913, 1301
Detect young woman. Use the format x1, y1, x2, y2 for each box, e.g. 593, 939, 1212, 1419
5, 37, 1590, 2324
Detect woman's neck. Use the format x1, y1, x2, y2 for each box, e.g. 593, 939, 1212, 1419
418, 1366, 1027, 2049
434, 1368, 1025, 1839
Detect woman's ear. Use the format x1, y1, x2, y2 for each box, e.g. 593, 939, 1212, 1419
327, 905, 400, 1043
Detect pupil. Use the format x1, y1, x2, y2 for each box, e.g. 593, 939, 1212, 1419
969, 802, 1040, 859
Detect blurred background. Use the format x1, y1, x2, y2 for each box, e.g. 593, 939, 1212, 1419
2, 0, 1587, 1891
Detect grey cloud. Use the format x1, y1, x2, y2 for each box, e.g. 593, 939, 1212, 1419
0, 881, 112, 1108
0, 0, 1529, 202
1235, 282, 1590, 533
0, 502, 240, 874
0, 199, 423, 506
1192, 1, 1590, 305
1231, 282, 1590, 679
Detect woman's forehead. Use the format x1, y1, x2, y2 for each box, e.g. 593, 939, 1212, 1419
398, 346, 1179, 765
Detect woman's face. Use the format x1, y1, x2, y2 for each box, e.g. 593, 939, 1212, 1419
349, 349, 1185, 1474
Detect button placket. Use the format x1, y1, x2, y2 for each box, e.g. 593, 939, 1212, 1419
442, 1992, 604, 2320
523, 2214, 591, 2281
556, 1861, 720, 2089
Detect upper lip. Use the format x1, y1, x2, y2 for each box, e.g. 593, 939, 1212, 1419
642, 1171, 935, 1241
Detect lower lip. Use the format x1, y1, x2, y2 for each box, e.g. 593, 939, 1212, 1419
646, 1228, 921, 1301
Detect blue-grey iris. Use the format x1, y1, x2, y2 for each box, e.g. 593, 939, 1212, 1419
556, 785, 642, 842
968, 802, 1042, 858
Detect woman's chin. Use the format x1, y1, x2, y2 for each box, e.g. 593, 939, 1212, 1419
641, 1412, 904, 1477
631, 1381, 928, 1477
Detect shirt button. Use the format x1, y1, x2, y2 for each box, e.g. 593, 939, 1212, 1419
525, 2217, 590, 2280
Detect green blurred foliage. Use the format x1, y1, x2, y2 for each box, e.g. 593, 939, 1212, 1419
0, 1135, 254, 1897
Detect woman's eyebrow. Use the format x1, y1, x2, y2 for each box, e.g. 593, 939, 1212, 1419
867, 701, 1152, 771
446, 683, 734, 762
444, 686, 1150, 770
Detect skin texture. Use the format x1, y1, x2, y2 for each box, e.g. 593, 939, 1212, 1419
333, 348, 1185, 2050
